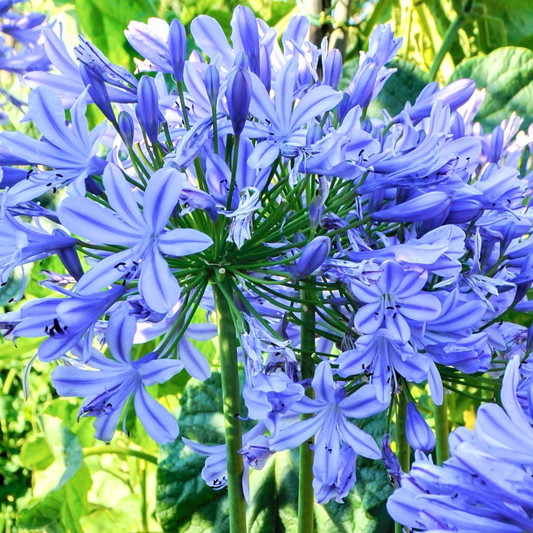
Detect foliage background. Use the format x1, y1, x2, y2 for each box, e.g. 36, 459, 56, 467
1, 0, 532, 531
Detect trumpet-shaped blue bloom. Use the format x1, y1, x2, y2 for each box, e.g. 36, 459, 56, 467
12, 284, 125, 362
0, 212, 76, 295
1, 86, 107, 204
51, 312, 182, 443
58, 164, 213, 312
269, 362, 386, 503
350, 261, 441, 342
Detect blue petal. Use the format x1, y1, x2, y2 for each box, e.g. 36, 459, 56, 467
312, 361, 336, 404
107, 311, 136, 364
103, 163, 145, 229
51, 366, 129, 397
290, 85, 343, 131
158, 228, 213, 257
59, 197, 142, 245
143, 168, 183, 233
178, 337, 211, 381
139, 249, 180, 313
76, 249, 133, 295
269, 410, 327, 451
134, 386, 179, 443
339, 385, 387, 417
338, 416, 381, 459
137, 358, 183, 386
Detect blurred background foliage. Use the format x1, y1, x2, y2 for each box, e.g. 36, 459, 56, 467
1, 0, 532, 531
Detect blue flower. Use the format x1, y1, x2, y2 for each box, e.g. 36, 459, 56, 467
12, 284, 125, 362
51, 312, 182, 443
387, 356, 533, 532
58, 163, 213, 312
269, 361, 386, 503
1, 86, 107, 204
350, 260, 441, 342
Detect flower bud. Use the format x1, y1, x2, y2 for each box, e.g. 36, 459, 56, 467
204, 64, 220, 108
323, 49, 342, 90
381, 433, 402, 486
79, 63, 115, 123
226, 66, 252, 137
169, 19, 186, 83
444, 198, 483, 224
406, 401, 435, 454
292, 236, 331, 280
136, 75, 161, 144
405, 79, 476, 124
235, 5, 259, 76
259, 44, 271, 92
306, 124, 323, 145
372, 192, 452, 223
53, 229, 84, 280
118, 111, 134, 146
234, 51, 249, 69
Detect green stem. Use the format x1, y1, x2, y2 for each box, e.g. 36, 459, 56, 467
395, 393, 410, 533
428, 0, 474, 80
434, 394, 450, 465
213, 281, 247, 533
226, 136, 240, 211
83, 446, 158, 464
396, 392, 410, 473
177, 81, 190, 130
362, 0, 391, 37
141, 460, 149, 533
298, 282, 316, 533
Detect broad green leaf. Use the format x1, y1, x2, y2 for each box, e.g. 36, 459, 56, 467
482, 0, 533, 48
247, 451, 299, 533
43, 400, 96, 448
36, 415, 84, 493
82, 494, 142, 533
20, 436, 54, 471
17, 419, 91, 533
156, 373, 228, 533
18, 464, 92, 533
450, 46, 533, 130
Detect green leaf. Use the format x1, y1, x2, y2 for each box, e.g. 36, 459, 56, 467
482, 0, 533, 48
18, 464, 92, 533
39, 415, 84, 491
20, 437, 54, 471
17, 418, 91, 533
156, 373, 228, 533
247, 451, 299, 533
74, 0, 159, 68
82, 495, 142, 533
450, 46, 533, 130
341, 58, 431, 118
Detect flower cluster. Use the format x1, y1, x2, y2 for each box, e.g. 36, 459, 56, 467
0, 4, 532, 514
388, 356, 533, 532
